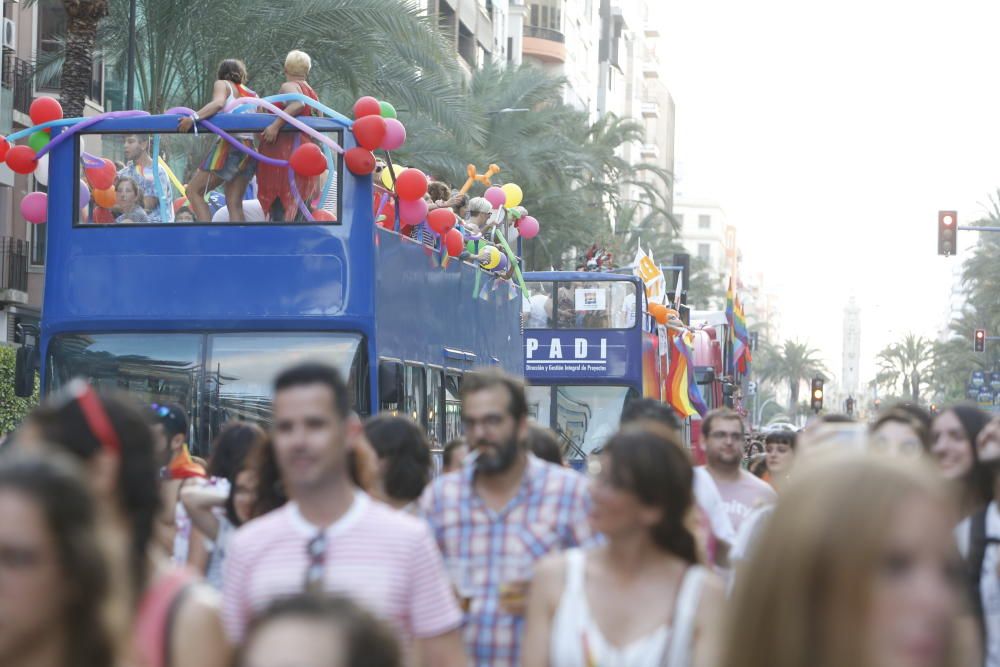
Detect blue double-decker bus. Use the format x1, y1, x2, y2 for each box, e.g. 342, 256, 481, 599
18, 111, 520, 453
522, 271, 664, 465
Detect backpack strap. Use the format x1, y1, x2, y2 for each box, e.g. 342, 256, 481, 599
967, 507, 1000, 659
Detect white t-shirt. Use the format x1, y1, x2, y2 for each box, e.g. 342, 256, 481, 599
693, 467, 737, 544
957, 502, 1000, 667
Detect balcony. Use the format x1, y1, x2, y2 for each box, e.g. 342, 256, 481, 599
640, 143, 660, 159
0, 237, 28, 304
643, 63, 660, 79
641, 102, 659, 118
1, 51, 34, 117
523, 25, 566, 63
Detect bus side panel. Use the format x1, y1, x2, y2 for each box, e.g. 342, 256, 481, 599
373, 230, 520, 372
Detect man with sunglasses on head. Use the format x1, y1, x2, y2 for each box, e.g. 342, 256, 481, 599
221, 363, 465, 667
699, 408, 776, 534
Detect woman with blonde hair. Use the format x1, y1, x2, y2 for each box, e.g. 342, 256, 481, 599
720, 454, 970, 667
258, 49, 322, 221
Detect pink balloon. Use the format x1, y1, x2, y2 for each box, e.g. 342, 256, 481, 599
398, 197, 428, 226
518, 215, 539, 239
484, 186, 506, 209
20, 191, 47, 224
381, 118, 406, 151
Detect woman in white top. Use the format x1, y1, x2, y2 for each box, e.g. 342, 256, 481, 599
523, 426, 725, 667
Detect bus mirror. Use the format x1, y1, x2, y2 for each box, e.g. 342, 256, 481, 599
378, 361, 402, 405
695, 368, 715, 385
14, 344, 36, 397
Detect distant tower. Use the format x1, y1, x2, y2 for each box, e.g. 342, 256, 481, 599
842, 298, 861, 399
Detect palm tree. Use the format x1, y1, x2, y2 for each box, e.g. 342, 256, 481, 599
755, 340, 827, 411
874, 334, 934, 403
33, 0, 110, 118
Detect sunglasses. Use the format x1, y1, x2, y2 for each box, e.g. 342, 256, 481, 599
304, 531, 327, 593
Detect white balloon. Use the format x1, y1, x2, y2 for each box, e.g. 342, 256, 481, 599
210, 199, 265, 222
34, 153, 49, 187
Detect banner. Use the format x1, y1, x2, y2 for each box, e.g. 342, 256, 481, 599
633, 242, 666, 306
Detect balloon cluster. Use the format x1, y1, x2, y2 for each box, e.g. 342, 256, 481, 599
4, 97, 64, 223
343, 96, 406, 177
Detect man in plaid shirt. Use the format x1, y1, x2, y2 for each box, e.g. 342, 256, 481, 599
420, 369, 597, 667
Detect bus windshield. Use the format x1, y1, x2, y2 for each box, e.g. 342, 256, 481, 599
47, 331, 364, 451
526, 384, 638, 460
524, 280, 637, 329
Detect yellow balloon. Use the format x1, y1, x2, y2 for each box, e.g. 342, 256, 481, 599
501, 183, 523, 208
380, 164, 405, 190
481, 245, 502, 270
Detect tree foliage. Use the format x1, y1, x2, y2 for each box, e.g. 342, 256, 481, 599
0, 346, 38, 433
753, 339, 828, 411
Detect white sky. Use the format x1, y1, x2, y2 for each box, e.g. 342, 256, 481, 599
659, 0, 1000, 387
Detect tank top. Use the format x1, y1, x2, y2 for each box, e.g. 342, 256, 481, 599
224, 81, 258, 140
549, 549, 705, 667
134, 568, 196, 667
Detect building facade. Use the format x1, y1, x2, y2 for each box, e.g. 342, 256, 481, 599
842, 296, 861, 400
0, 0, 104, 345
674, 198, 729, 287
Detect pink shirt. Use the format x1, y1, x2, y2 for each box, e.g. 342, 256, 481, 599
222, 492, 462, 642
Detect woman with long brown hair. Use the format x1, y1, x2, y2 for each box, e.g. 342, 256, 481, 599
720, 453, 969, 667
522, 427, 724, 667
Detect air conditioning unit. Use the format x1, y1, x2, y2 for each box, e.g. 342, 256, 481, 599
2, 19, 15, 50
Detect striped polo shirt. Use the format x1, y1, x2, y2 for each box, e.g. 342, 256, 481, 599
222, 491, 462, 642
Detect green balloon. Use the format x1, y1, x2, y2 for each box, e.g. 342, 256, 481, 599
379, 101, 397, 119
28, 131, 49, 152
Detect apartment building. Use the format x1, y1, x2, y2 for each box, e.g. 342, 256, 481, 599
0, 0, 105, 344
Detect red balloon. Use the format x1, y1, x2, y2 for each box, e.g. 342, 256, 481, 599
445, 228, 464, 256
29, 96, 63, 127
312, 209, 337, 222
427, 208, 456, 235
353, 96, 382, 119
0, 137, 9, 163
6, 145, 37, 174
395, 168, 427, 201
376, 199, 396, 229
289, 143, 326, 177
344, 147, 375, 176
352, 115, 386, 152
86, 158, 116, 190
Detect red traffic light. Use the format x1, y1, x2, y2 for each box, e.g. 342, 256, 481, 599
975, 329, 987, 352
938, 210, 958, 256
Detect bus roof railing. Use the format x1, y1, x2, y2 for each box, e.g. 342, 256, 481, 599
523, 270, 643, 284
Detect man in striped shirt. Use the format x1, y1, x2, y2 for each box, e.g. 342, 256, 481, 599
222, 363, 465, 667
420, 369, 597, 667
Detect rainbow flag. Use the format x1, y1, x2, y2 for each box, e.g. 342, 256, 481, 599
725, 278, 736, 376
667, 331, 709, 418
734, 296, 752, 373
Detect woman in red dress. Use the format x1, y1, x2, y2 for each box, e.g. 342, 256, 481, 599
258, 50, 321, 222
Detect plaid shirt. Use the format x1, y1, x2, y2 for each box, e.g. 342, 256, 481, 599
419, 455, 597, 667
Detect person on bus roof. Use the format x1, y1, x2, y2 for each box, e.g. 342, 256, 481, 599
257, 50, 322, 222
178, 59, 259, 223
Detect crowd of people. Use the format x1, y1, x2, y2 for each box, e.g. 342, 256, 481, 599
1, 363, 998, 667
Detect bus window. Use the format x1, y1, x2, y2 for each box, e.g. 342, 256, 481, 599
426, 367, 443, 447
76, 128, 343, 225
526, 385, 552, 427
378, 360, 403, 413
554, 281, 636, 330
403, 365, 425, 426
444, 372, 462, 441
522, 281, 553, 329
203, 332, 363, 446
47, 332, 201, 443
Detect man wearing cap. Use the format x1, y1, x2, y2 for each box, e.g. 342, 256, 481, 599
151, 403, 206, 565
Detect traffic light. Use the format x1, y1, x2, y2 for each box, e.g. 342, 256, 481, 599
810, 377, 824, 412
930, 403, 939, 414
845, 397, 855, 416
938, 210, 957, 256
975, 329, 987, 353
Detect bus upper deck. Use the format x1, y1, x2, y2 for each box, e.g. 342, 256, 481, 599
22, 109, 522, 450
